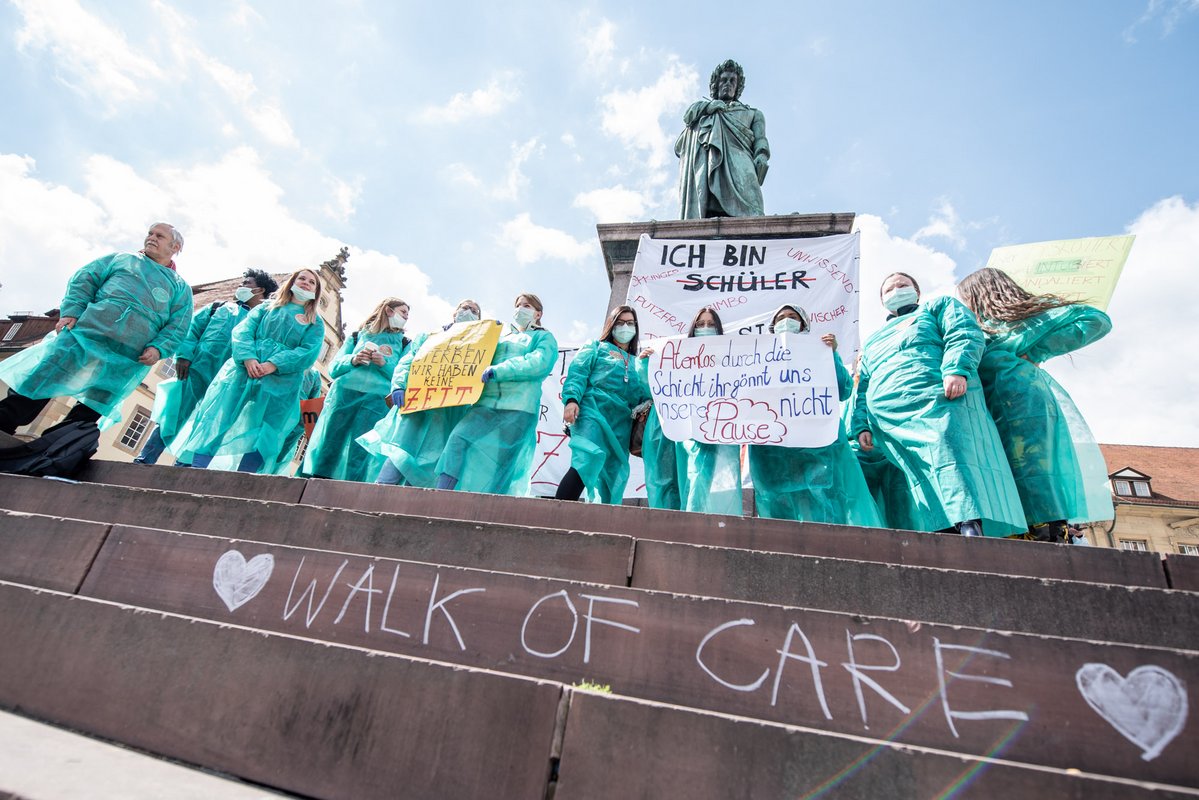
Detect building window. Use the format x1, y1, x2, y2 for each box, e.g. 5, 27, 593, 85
2, 322, 21, 341
158, 358, 177, 379
319, 295, 329, 310
1133, 480, 1151, 497
117, 406, 154, 451
294, 435, 309, 464
1113, 480, 1132, 496
1180, 544, 1199, 556
1119, 539, 1149, 552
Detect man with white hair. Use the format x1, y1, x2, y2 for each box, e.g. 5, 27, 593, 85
0, 223, 193, 434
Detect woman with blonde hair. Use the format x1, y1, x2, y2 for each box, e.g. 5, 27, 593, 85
302, 297, 412, 481
956, 267, 1113, 540
434, 293, 557, 495
173, 268, 326, 473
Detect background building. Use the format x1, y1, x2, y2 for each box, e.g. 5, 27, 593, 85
0, 249, 349, 473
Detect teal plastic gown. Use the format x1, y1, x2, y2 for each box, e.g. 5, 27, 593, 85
750, 349, 880, 526
634, 356, 681, 510
171, 302, 325, 472
843, 386, 919, 530
0, 252, 192, 418
679, 440, 743, 515
562, 340, 650, 504
437, 325, 558, 495
851, 296, 1025, 536
303, 329, 410, 481
152, 300, 249, 444
978, 305, 1113, 525
275, 368, 323, 474
356, 331, 468, 487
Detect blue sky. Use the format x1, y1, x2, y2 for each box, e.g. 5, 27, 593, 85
1, 0, 1197, 446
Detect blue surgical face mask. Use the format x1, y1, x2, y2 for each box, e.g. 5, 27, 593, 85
234, 286, 254, 303
455, 308, 479, 323
514, 307, 536, 328
612, 323, 636, 344
694, 326, 718, 337
292, 286, 316, 303
883, 286, 919, 312
774, 318, 804, 335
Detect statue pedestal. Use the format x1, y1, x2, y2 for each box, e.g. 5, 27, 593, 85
596, 212, 855, 312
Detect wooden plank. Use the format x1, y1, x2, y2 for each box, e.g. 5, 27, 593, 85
0, 510, 109, 592
76, 460, 307, 504
0, 581, 560, 800
77, 526, 1199, 786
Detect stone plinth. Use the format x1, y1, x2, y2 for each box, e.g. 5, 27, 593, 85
597, 212, 855, 311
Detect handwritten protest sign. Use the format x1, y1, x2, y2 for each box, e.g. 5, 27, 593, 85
646, 333, 840, 448
401, 320, 501, 414
985, 235, 1134, 311
625, 232, 862, 363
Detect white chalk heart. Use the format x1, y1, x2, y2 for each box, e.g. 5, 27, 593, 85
1075, 663, 1188, 761
212, 550, 274, 613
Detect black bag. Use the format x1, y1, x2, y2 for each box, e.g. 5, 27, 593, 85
629, 406, 649, 458
0, 421, 100, 478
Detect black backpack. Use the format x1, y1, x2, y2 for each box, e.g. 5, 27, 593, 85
0, 422, 101, 478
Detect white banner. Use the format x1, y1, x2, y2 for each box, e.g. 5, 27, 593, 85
646, 333, 840, 448
529, 348, 646, 499
625, 232, 862, 364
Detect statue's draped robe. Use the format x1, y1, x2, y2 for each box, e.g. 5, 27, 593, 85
675, 100, 769, 219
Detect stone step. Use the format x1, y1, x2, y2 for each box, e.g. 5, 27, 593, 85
0, 474, 633, 586
1167, 553, 1199, 592
6, 518, 1196, 786
2, 477, 1195, 649
0, 581, 1193, 799
75, 461, 1169, 589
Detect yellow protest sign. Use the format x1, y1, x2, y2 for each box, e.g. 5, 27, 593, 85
985, 234, 1134, 311
400, 320, 502, 414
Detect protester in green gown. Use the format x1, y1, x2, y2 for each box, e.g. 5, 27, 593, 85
555, 305, 651, 504
172, 268, 326, 473
957, 267, 1113, 540
275, 368, 323, 475
435, 294, 558, 495
637, 307, 743, 514
358, 299, 482, 487
138, 268, 277, 465
302, 298, 411, 482
851, 273, 1025, 537
0, 223, 192, 433
747, 305, 880, 526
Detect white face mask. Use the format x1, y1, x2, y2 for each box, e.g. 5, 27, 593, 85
694, 326, 719, 337
234, 286, 254, 303
513, 307, 536, 328
455, 308, 479, 323
774, 318, 804, 335
612, 323, 636, 344
388, 312, 407, 330
883, 286, 919, 312
292, 286, 316, 303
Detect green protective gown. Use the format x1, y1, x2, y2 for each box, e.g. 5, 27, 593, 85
302, 328, 410, 481
355, 330, 468, 487
171, 302, 325, 472
275, 368, 323, 474
562, 340, 650, 504
679, 440, 743, 515
979, 305, 1113, 525
0, 252, 192, 418
749, 349, 880, 526
851, 296, 1025, 536
437, 325, 558, 495
842, 385, 919, 531
633, 356, 682, 510
152, 300, 249, 444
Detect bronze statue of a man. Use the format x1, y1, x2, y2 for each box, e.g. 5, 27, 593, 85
675, 59, 769, 219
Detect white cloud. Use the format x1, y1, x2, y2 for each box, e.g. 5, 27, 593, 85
498, 213, 593, 265
573, 185, 648, 223
911, 200, 968, 249
445, 163, 484, 189
807, 36, 831, 57
0, 147, 453, 336
12, 0, 164, 113
323, 175, 362, 224
599, 58, 698, 170
854, 213, 959, 337
1043, 196, 1199, 447
563, 319, 595, 348
581, 18, 617, 75
1124, 0, 1199, 43
494, 138, 542, 202
418, 73, 520, 124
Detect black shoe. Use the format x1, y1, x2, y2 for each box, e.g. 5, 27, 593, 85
956, 519, 983, 537
1031, 520, 1068, 543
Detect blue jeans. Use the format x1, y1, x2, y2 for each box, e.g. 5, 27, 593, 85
192, 451, 266, 473
375, 458, 405, 485
134, 427, 168, 464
